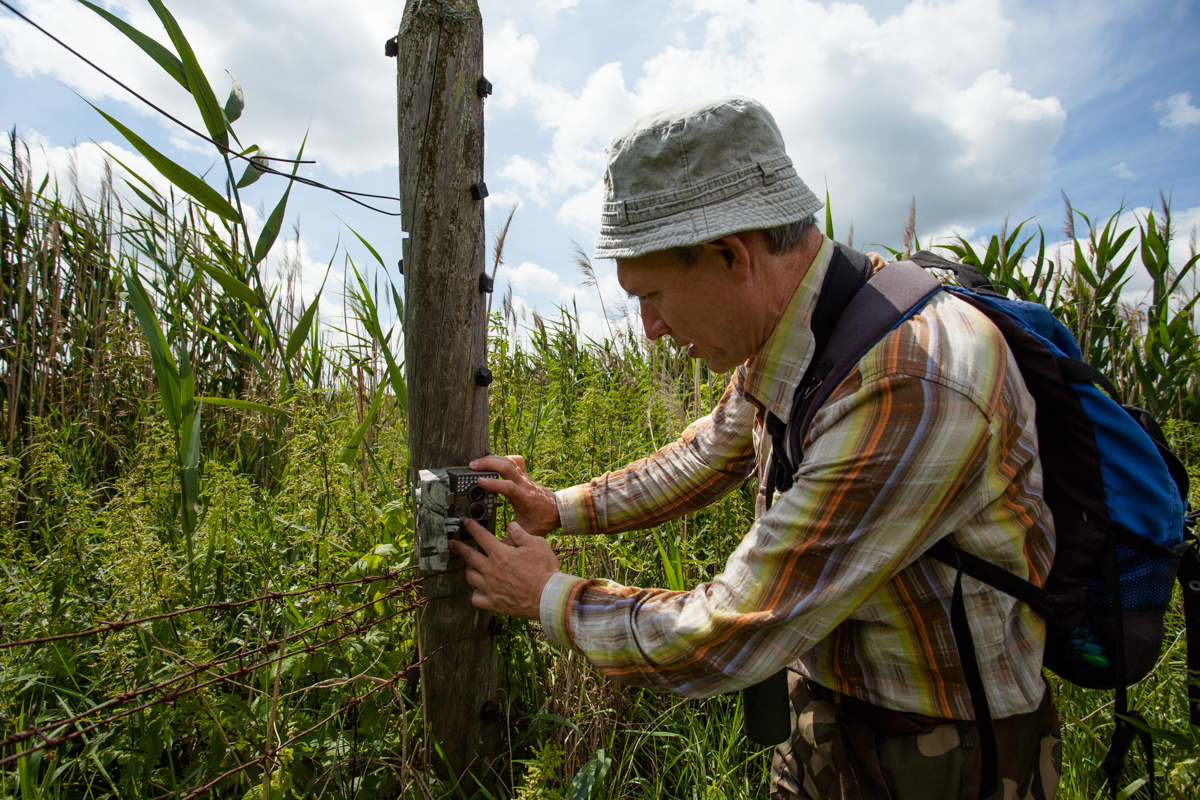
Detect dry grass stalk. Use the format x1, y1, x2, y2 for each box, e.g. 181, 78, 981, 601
900, 196, 916, 258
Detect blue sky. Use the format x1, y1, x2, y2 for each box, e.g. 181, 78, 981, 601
3, 0, 1199, 340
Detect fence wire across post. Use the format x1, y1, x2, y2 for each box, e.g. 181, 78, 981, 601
0, 570, 430, 769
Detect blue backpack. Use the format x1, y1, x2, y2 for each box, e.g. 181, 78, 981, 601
749, 244, 1199, 800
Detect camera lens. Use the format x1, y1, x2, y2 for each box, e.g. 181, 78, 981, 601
468, 485, 486, 503
468, 502, 486, 520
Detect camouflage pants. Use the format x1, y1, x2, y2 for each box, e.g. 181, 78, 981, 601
769, 673, 1061, 800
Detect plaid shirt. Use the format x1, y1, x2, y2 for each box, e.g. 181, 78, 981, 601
544, 237, 1055, 720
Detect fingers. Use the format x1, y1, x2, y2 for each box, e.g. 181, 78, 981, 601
470, 588, 494, 611
448, 538, 487, 569
506, 520, 532, 545
470, 455, 526, 481
476, 476, 518, 497
461, 518, 502, 556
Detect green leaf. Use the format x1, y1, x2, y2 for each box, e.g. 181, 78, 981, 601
569, 750, 611, 800
349, 262, 407, 411
98, 144, 168, 204
824, 186, 834, 240
197, 261, 260, 307
391, 283, 404, 323
254, 136, 307, 264
124, 180, 167, 217
339, 384, 386, 465
178, 346, 201, 539
146, 0, 229, 148
90, 104, 241, 222
346, 222, 387, 269
195, 324, 266, 374
1115, 778, 1146, 800
235, 155, 267, 188
287, 263, 330, 362
79, 1, 188, 91
124, 268, 180, 429
199, 397, 288, 415
223, 71, 244, 123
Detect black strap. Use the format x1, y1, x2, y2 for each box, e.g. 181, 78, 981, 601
927, 541, 1052, 616
1057, 356, 1125, 404
1098, 535, 1157, 800
948, 558, 999, 800
909, 249, 996, 293
793, 261, 943, 460
812, 244, 876, 355
743, 244, 880, 746
1178, 542, 1200, 727
771, 243, 874, 485
1103, 711, 1155, 800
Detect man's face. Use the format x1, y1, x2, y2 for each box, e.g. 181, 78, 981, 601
617, 243, 754, 373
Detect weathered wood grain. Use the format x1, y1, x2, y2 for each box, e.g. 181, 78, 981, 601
396, 0, 497, 785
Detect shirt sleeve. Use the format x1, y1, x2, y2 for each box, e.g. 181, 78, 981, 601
555, 370, 759, 536
539, 371, 997, 698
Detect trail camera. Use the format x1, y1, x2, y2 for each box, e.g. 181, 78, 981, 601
414, 467, 499, 571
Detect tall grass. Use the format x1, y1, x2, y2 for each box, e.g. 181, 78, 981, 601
4, 127, 1199, 796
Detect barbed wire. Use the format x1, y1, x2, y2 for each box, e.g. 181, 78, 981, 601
167, 627, 496, 800
0, 0, 404, 217
0, 565, 420, 650
0, 578, 427, 766
0, 560, 519, 765
1, 523, 585, 792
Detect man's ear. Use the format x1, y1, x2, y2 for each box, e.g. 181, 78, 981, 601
703, 232, 754, 282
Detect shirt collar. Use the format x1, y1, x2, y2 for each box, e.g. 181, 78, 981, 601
742, 235, 835, 421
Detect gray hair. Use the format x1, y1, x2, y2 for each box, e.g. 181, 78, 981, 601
668, 215, 817, 269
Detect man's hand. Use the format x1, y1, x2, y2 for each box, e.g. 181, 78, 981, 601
449, 519, 561, 620
470, 455, 561, 537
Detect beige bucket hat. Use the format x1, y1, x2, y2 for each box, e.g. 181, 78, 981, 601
594, 96, 822, 260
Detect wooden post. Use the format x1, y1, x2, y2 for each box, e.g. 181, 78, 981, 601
395, 0, 497, 785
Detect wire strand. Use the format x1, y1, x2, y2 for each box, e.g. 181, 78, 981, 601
0, 0, 403, 216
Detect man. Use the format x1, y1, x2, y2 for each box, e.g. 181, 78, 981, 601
448, 96, 1061, 799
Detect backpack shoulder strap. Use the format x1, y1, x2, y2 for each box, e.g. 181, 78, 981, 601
910, 249, 998, 294
790, 259, 943, 457
1179, 536, 1200, 726
766, 242, 874, 486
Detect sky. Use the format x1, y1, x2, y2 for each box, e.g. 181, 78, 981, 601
2, 0, 1199, 342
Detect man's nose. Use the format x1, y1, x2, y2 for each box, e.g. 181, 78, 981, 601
641, 304, 670, 340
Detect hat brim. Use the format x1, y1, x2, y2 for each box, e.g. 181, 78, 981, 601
594, 175, 823, 260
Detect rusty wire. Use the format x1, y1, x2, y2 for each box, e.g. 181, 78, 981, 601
0, 576, 427, 766
0, 566, 421, 651
165, 629, 495, 800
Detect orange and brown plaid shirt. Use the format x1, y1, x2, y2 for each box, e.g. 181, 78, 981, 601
544, 237, 1055, 720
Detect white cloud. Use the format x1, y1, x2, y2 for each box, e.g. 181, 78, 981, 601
499, 261, 574, 302
1155, 92, 1200, 130
499, 155, 551, 205
485, 21, 541, 112
0, 0, 403, 176
557, 180, 604, 231
485, 0, 1066, 250
497, 257, 629, 343
483, 191, 521, 216
1112, 162, 1137, 180
3, 126, 172, 204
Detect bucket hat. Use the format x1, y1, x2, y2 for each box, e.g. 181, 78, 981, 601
594, 96, 822, 260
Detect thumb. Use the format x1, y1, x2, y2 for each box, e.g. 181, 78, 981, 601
507, 520, 534, 546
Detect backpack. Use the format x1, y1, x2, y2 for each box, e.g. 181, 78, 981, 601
749, 243, 1199, 800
